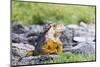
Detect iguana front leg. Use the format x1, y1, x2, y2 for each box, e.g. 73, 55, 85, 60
56, 44, 63, 54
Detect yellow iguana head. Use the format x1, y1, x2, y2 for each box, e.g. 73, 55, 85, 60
48, 23, 65, 33
47, 23, 65, 39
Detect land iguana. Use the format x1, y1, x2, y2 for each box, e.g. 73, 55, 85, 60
26, 23, 66, 56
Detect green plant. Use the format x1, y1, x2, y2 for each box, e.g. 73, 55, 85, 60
43, 52, 95, 64
12, 1, 96, 25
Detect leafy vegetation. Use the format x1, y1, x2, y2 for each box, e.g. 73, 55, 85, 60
43, 52, 95, 64
12, 1, 96, 25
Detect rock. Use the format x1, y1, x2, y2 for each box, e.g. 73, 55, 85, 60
87, 24, 95, 38
68, 24, 80, 29
12, 33, 20, 43
73, 36, 94, 42
12, 24, 29, 34
29, 25, 44, 33
18, 34, 29, 44
60, 26, 73, 48
67, 24, 87, 37
12, 32, 38, 44
67, 22, 95, 43
12, 43, 35, 57
65, 23, 96, 56
11, 43, 35, 66
11, 55, 20, 66
25, 31, 39, 37
70, 42, 95, 56
11, 33, 28, 44
79, 21, 87, 28
27, 36, 38, 45
12, 54, 56, 66
18, 56, 33, 65
13, 55, 57, 65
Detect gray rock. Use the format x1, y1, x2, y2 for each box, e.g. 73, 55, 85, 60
70, 42, 95, 56
17, 55, 57, 65
11, 33, 29, 44
12, 43, 35, 57
27, 36, 38, 46
11, 55, 20, 65
12, 23, 29, 34
79, 22, 88, 28
12, 33, 20, 43
18, 57, 33, 65
60, 26, 73, 48
73, 36, 94, 42
11, 43, 35, 66
29, 25, 44, 33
